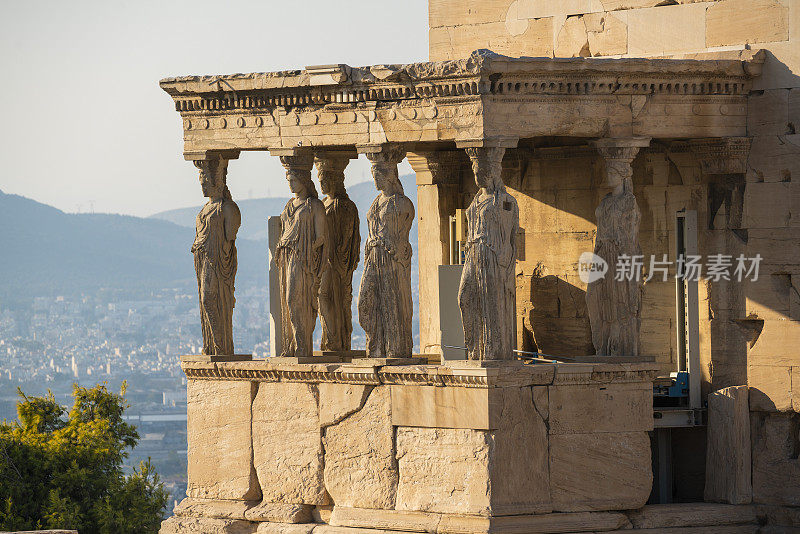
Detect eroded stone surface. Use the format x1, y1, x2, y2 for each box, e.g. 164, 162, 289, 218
396, 426, 492, 515
160, 516, 256, 534
752, 412, 800, 506
323, 386, 397, 509
244, 501, 313, 523
252, 382, 327, 505
318, 383, 370, 427
187, 380, 260, 501
550, 431, 652, 511
490, 386, 551, 514
705, 386, 752, 504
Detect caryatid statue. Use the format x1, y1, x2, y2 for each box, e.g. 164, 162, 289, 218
586, 139, 648, 357
316, 154, 360, 351
458, 147, 519, 361
358, 146, 415, 358
276, 154, 327, 358
191, 157, 241, 356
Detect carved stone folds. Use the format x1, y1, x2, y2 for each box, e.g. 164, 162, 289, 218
586, 138, 650, 357
276, 153, 327, 358
191, 154, 241, 356
358, 145, 415, 359
458, 146, 520, 360
315, 152, 360, 352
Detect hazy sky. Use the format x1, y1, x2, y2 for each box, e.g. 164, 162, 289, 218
0, 1, 428, 216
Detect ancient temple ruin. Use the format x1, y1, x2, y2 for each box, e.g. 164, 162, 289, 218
159, 0, 800, 531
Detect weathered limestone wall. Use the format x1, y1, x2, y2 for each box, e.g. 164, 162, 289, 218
162, 358, 659, 533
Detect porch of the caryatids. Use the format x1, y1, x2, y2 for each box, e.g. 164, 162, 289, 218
314, 151, 360, 352
357, 144, 415, 359
275, 152, 327, 358
457, 144, 520, 361
586, 137, 651, 357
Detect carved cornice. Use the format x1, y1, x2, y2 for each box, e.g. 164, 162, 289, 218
180, 360, 661, 388
686, 137, 752, 175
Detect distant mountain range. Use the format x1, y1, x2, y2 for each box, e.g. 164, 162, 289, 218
0, 176, 418, 302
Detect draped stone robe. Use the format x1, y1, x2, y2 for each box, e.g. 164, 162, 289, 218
586, 187, 642, 356
358, 192, 414, 358
319, 194, 360, 351
458, 189, 519, 360
276, 197, 326, 357
192, 198, 239, 355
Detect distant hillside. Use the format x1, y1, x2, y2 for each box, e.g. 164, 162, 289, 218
150, 175, 418, 242
0, 189, 265, 301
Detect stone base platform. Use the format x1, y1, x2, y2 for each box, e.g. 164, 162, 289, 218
166, 357, 667, 534
161, 503, 763, 533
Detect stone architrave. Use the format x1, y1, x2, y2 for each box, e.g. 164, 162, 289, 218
586, 138, 650, 357
315, 153, 360, 351
276, 154, 327, 358
457, 147, 520, 361
358, 145, 415, 358
191, 157, 241, 356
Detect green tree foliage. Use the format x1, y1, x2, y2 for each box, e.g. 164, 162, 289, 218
0, 383, 168, 533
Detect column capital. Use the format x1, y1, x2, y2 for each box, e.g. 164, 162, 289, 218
278, 152, 315, 172
407, 150, 465, 186
688, 137, 751, 175
361, 143, 406, 165
455, 136, 519, 149
184, 149, 240, 162
593, 137, 650, 188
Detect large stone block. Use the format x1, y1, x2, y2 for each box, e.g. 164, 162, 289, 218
428, 0, 511, 28
160, 515, 256, 534
395, 387, 550, 516
748, 89, 790, 136
706, 0, 789, 47
490, 386, 551, 515
747, 135, 800, 183
751, 412, 800, 506
323, 386, 397, 509
584, 11, 628, 56
747, 319, 800, 368
318, 383, 371, 427
550, 431, 652, 511
187, 380, 260, 501
429, 18, 553, 62
390, 385, 499, 430
395, 427, 492, 515
625, 3, 707, 56
548, 382, 653, 434
705, 386, 752, 504
555, 15, 590, 58
627, 503, 757, 529
252, 382, 327, 505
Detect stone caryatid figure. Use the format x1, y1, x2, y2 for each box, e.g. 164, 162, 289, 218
358, 146, 415, 358
316, 154, 360, 351
276, 154, 327, 358
586, 139, 649, 357
458, 147, 520, 361
191, 157, 241, 356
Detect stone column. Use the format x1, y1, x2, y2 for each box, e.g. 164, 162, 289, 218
456, 143, 520, 361
689, 137, 751, 392
357, 144, 416, 360
314, 151, 360, 352
185, 150, 244, 360
586, 137, 650, 357
406, 151, 465, 356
